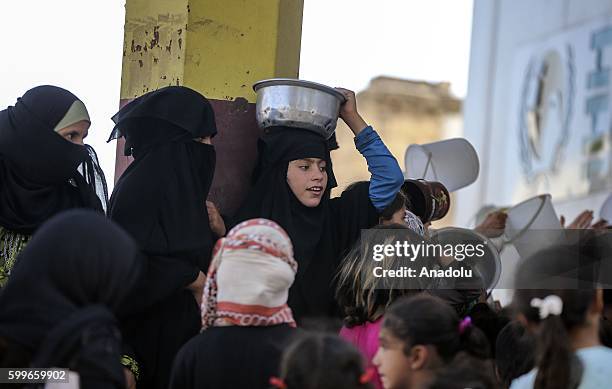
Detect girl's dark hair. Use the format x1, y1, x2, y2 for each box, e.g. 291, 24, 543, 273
513, 288, 592, 389
513, 244, 600, 389
383, 294, 490, 362
600, 316, 612, 348
278, 333, 373, 389
494, 321, 536, 388
468, 302, 510, 356
604, 289, 612, 308
335, 225, 423, 327
379, 190, 408, 221
426, 354, 498, 389
343, 182, 412, 222
601, 289, 612, 347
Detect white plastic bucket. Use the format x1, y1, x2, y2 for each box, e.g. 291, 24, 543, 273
504, 194, 564, 260
404, 138, 479, 192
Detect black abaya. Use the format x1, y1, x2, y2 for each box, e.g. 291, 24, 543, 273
108, 86, 218, 389
169, 325, 297, 389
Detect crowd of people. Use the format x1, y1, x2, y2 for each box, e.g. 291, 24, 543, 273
0, 84, 611, 389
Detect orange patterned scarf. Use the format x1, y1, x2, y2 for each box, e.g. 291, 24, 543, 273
201, 219, 297, 330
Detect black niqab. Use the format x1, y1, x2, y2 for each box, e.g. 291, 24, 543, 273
108, 86, 218, 389
0, 210, 141, 387
0, 85, 105, 234
109, 86, 217, 269
234, 128, 379, 320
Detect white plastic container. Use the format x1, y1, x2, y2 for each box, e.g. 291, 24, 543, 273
404, 138, 479, 192
504, 194, 564, 260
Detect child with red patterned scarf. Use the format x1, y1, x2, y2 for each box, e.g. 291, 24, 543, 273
169, 218, 299, 389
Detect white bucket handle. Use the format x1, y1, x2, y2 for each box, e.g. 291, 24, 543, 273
421, 151, 436, 180
500, 196, 548, 251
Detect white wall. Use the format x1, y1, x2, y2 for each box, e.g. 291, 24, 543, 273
457, 0, 612, 226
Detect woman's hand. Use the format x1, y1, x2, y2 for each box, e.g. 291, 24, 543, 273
591, 219, 611, 229
335, 87, 368, 136
560, 210, 594, 229
124, 368, 136, 389
206, 201, 226, 237
186, 271, 206, 306
475, 211, 507, 237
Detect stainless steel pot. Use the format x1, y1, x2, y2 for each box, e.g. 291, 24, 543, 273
253, 79, 346, 139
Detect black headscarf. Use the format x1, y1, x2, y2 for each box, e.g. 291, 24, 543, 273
0, 210, 141, 387
109, 86, 217, 271
0, 85, 105, 234
235, 127, 336, 267
234, 128, 379, 319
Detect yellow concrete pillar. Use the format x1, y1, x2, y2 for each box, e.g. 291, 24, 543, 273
115, 0, 304, 214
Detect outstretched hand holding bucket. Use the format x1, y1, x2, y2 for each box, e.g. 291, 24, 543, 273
404, 138, 479, 192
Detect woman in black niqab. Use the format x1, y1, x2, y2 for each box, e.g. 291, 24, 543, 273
108, 86, 218, 389
0, 209, 141, 389
0, 86, 108, 286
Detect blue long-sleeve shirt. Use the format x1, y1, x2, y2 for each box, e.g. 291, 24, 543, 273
353, 126, 404, 212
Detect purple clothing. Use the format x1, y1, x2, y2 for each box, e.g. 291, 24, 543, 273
339, 318, 383, 389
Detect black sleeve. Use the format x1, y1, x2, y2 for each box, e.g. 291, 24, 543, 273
330, 181, 381, 260
117, 252, 199, 317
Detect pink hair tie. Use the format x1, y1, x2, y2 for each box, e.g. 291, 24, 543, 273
359, 367, 376, 384
458, 316, 472, 334
269, 377, 287, 389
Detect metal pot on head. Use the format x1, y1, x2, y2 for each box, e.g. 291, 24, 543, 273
253, 79, 346, 140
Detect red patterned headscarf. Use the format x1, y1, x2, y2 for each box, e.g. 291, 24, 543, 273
201, 218, 297, 330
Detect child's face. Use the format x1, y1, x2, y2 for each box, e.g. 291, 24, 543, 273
385, 206, 408, 226
373, 328, 412, 389
286, 158, 328, 207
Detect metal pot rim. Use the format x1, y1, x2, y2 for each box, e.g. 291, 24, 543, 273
253, 78, 347, 102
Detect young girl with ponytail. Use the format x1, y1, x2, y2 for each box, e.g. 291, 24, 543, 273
372, 294, 490, 389
510, 244, 612, 389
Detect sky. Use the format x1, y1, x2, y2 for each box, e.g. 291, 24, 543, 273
0, 0, 473, 187
300, 0, 474, 97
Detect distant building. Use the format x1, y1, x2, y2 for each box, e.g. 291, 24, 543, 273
332, 76, 462, 225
